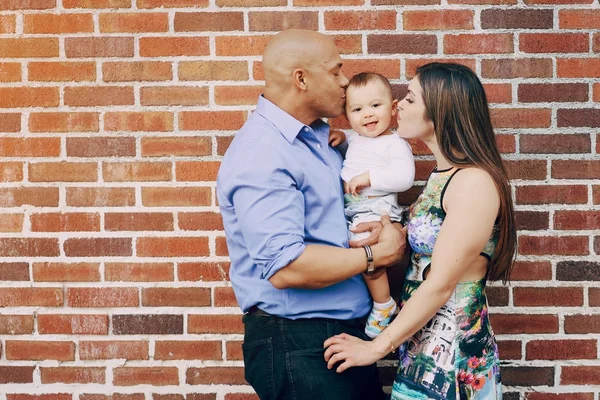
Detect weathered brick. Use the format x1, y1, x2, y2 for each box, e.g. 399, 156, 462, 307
66, 187, 135, 207
250, 11, 318, 31
481, 58, 552, 79
103, 61, 172, 82
33, 262, 100, 282
80, 340, 149, 360
0, 366, 35, 384
155, 341, 222, 360
174, 12, 243, 32
137, 237, 209, 257
141, 137, 211, 157
519, 236, 589, 256
31, 212, 101, 232
99, 12, 168, 33
515, 211, 548, 230
520, 134, 590, 154
29, 162, 97, 182
65, 87, 134, 107
368, 34, 437, 54
41, 367, 105, 384
514, 287, 583, 307
520, 33, 588, 53
404, 10, 473, 30
105, 213, 173, 232
562, 367, 600, 385
67, 288, 138, 307
519, 83, 588, 103
516, 185, 587, 204
113, 367, 179, 386
215, 35, 271, 56
66, 137, 135, 157
38, 314, 108, 335
558, 109, 600, 128
0, 263, 29, 281
186, 367, 245, 385
105, 112, 174, 132
557, 261, 600, 281
178, 262, 230, 282
179, 212, 224, 231
481, 9, 553, 29
142, 187, 211, 207
179, 61, 248, 81
560, 9, 600, 29
445, 34, 513, 54
188, 314, 243, 334
141, 87, 209, 106
552, 160, 600, 179
64, 238, 132, 257
113, 314, 183, 335
103, 162, 171, 182
28, 62, 95, 82
502, 367, 554, 386
105, 263, 174, 282
0, 38, 58, 58
325, 10, 396, 31
65, 37, 134, 58
24, 13, 93, 34
0, 315, 34, 334
176, 161, 220, 181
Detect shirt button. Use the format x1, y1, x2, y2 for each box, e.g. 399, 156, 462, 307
317, 144, 321, 149
304, 127, 309, 132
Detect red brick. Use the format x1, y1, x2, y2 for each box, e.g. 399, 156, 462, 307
65, 86, 134, 107
179, 61, 248, 81
368, 34, 437, 54
0, 0, 56, 9
250, 11, 318, 31
215, 86, 264, 106
0, 263, 29, 281
103, 61, 172, 82
217, 0, 283, 4
374, 0, 438, 3
65, 37, 134, 58
527, 339, 596, 361
503, 367, 554, 386
79, 394, 145, 400
482, 58, 552, 79
490, 314, 558, 334
137, 237, 209, 257
560, 9, 600, 29
113, 367, 179, 386
225, 395, 259, 400
497, 340, 521, 360
519, 83, 588, 103
67, 137, 135, 158
516, 185, 587, 205
138, 0, 206, 6
519, 236, 589, 256
176, 161, 220, 181
216, 237, 229, 256
294, 0, 362, 4
29, 61, 95, 82
565, 314, 600, 334
33, 262, 100, 282
516, 211, 548, 230
24, 13, 93, 34
214, 287, 238, 307
445, 34, 513, 54
526, 394, 593, 400
595, 185, 600, 204
105, 112, 173, 132
490, 108, 550, 128
216, 35, 271, 56
562, 367, 600, 385
0, 366, 34, 384
6, 341, 74, 361
559, 109, 600, 128
0, 137, 60, 158
0, 63, 21, 82
514, 287, 583, 307
30, 112, 99, 133
325, 10, 396, 31
506, 160, 547, 180
520, 33, 588, 53
339, 59, 401, 80
105, 263, 174, 282
178, 262, 230, 282
331, 34, 363, 54
552, 160, 600, 179
7, 395, 72, 400
141, 137, 211, 157
41, 367, 105, 384
103, 162, 171, 182
0, 239, 59, 257
0, 188, 58, 207
29, 162, 97, 182
179, 212, 224, 231
174, 12, 243, 32
38, 314, 108, 335
66, 187, 135, 207
225, 341, 243, 361
520, 134, 590, 154
0, 113, 21, 132
139, 37, 208, 57
556, 58, 600, 78
595, 33, 600, 52
525, 0, 592, 2
0, 38, 58, 58
80, 340, 149, 360
67, 288, 138, 308
155, 341, 221, 360
113, 314, 182, 335
404, 10, 473, 30
186, 367, 245, 385
142, 187, 211, 207
31, 213, 100, 232
484, 83, 512, 104
0, 214, 22, 232
188, 314, 243, 334
448, 0, 514, 3
555, 211, 600, 230
590, 288, 600, 306
180, 111, 246, 131
105, 213, 173, 232
64, 0, 132, 7
141, 87, 208, 106
481, 9, 553, 29
0, 288, 62, 307
594, 83, 600, 102
0, 162, 23, 181
63, 238, 132, 257
99, 12, 168, 33
142, 287, 210, 307
0, 87, 58, 108
217, 136, 234, 156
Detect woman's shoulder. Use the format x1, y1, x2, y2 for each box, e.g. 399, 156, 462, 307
447, 167, 499, 204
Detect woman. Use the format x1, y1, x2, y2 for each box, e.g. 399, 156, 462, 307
323, 62, 517, 400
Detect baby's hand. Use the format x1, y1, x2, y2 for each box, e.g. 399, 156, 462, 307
328, 130, 346, 147
348, 172, 371, 196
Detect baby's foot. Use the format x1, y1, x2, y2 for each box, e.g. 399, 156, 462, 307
365, 299, 397, 339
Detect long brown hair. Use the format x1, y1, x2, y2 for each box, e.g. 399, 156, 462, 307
416, 62, 516, 283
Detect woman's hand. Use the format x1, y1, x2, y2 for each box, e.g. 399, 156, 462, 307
323, 333, 385, 373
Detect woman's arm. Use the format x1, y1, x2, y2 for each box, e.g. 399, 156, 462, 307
324, 167, 500, 372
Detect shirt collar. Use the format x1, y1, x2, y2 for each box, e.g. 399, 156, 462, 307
255, 95, 328, 144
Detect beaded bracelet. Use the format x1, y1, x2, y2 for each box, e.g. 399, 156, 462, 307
383, 329, 395, 353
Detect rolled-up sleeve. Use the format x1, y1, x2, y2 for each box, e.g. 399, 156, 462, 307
229, 142, 306, 280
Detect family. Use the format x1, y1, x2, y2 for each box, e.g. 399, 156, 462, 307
217, 29, 517, 400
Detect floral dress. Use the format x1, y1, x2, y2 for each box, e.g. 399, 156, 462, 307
391, 167, 502, 400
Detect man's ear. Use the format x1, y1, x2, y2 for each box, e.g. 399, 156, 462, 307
293, 69, 307, 91
391, 99, 399, 116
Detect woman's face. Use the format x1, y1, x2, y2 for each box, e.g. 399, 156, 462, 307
396, 76, 435, 141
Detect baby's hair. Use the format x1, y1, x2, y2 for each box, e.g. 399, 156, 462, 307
347, 72, 393, 98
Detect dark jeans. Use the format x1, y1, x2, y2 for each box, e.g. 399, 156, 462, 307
242, 312, 387, 400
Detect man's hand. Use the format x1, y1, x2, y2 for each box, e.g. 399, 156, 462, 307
348, 221, 382, 248
372, 215, 407, 267
347, 172, 370, 196
328, 130, 346, 147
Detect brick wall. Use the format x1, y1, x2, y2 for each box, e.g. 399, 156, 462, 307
0, 0, 598, 399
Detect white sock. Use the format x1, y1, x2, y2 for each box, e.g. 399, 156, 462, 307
373, 297, 395, 310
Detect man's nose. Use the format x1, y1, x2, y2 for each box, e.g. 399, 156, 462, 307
339, 71, 349, 88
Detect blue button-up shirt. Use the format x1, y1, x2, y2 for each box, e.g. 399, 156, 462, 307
217, 96, 371, 320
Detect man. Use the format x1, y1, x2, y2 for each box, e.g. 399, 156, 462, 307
217, 29, 407, 400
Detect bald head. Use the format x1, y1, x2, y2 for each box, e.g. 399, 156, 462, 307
263, 29, 338, 90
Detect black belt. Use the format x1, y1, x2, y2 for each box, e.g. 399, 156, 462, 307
246, 305, 271, 316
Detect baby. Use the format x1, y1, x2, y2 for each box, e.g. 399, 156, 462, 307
330, 72, 415, 338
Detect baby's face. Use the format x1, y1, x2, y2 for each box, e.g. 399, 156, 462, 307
345, 80, 397, 138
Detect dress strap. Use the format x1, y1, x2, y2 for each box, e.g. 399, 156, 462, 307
439, 168, 462, 215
